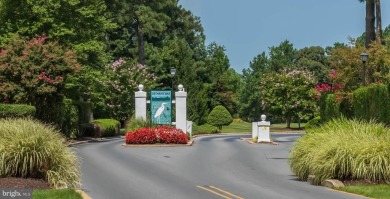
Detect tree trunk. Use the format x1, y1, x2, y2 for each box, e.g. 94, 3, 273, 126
298, 118, 301, 129
365, 0, 376, 48
375, 0, 382, 43
286, 115, 292, 129
136, 19, 146, 66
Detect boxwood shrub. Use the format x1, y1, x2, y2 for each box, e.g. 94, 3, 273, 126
0, 104, 36, 118
92, 119, 120, 137
207, 105, 233, 130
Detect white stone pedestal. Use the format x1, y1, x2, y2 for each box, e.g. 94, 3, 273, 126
257, 121, 271, 142
175, 85, 187, 132
135, 85, 147, 120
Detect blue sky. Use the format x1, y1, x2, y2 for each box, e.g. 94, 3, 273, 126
179, 0, 390, 73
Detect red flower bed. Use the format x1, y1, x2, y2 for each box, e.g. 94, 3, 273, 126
125, 126, 188, 144
155, 126, 188, 144
125, 128, 158, 144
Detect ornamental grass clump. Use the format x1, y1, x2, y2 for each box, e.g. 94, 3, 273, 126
0, 118, 80, 189
290, 118, 390, 185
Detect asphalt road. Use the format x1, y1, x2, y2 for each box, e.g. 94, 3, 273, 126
74, 134, 365, 199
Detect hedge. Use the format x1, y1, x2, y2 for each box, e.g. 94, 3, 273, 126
92, 119, 120, 137
319, 94, 341, 122
59, 99, 79, 137
0, 104, 36, 118
353, 84, 390, 125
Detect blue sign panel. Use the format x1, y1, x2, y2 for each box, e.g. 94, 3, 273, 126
150, 90, 172, 125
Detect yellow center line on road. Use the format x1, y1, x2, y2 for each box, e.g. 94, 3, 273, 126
197, 185, 245, 199
197, 185, 232, 199
209, 186, 245, 199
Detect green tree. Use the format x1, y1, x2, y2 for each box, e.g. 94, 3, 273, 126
240, 52, 269, 121
94, 58, 157, 121
0, 0, 115, 67
0, 35, 80, 125
268, 40, 297, 72
294, 46, 330, 83
214, 69, 242, 116
328, 42, 390, 91
259, 69, 317, 128
207, 105, 233, 131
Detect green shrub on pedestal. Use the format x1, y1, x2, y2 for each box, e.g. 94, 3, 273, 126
0, 104, 36, 118
207, 105, 233, 130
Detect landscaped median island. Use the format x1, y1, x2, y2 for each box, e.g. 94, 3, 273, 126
124, 126, 191, 146
289, 118, 390, 198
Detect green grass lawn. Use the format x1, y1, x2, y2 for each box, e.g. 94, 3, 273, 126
337, 184, 390, 199
222, 122, 252, 133
193, 122, 305, 134
270, 123, 305, 132
33, 189, 82, 199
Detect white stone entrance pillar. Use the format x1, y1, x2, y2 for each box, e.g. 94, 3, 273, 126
175, 84, 187, 132
135, 84, 147, 120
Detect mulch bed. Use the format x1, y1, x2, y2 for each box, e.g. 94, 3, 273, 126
0, 177, 51, 189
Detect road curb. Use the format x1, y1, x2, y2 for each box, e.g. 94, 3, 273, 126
322, 179, 345, 188
68, 136, 124, 146
307, 175, 345, 188
76, 189, 92, 199
122, 140, 194, 147
240, 137, 279, 145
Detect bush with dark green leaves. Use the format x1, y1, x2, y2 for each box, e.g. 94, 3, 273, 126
207, 105, 233, 130
353, 85, 390, 125
319, 94, 341, 122
0, 118, 80, 189
0, 104, 36, 118
0, 35, 79, 131
92, 119, 120, 137
290, 118, 390, 185
58, 99, 79, 138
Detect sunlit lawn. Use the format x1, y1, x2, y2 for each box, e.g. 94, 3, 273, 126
270, 123, 305, 132
193, 122, 305, 134
337, 184, 390, 199
33, 189, 82, 199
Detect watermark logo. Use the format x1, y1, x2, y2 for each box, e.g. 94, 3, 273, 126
0, 189, 31, 199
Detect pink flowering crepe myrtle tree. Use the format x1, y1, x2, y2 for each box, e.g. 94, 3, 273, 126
100, 58, 157, 121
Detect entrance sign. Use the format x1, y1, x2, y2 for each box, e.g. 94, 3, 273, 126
150, 90, 172, 125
